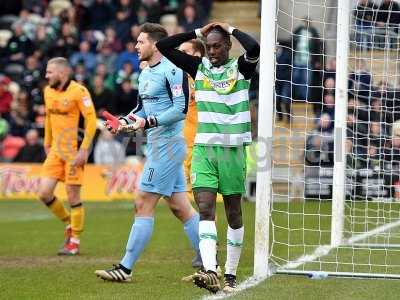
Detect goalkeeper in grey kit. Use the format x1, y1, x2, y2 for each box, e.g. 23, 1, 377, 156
95, 22, 202, 283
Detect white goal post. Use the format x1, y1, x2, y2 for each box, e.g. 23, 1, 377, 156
255, 0, 400, 279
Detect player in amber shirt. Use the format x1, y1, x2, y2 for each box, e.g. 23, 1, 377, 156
179, 39, 205, 202
38, 57, 97, 255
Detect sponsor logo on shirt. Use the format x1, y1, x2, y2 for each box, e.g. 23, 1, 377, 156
141, 95, 159, 102
172, 84, 183, 97
48, 109, 68, 115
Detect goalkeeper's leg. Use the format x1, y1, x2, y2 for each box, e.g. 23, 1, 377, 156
95, 191, 159, 282
167, 191, 202, 267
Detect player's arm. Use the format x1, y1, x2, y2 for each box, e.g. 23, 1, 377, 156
119, 94, 147, 125
43, 89, 52, 153
215, 22, 260, 79
102, 96, 148, 134
156, 32, 202, 79
152, 68, 189, 126
77, 88, 97, 150
120, 68, 189, 129
44, 111, 52, 153
158, 71, 189, 125
234, 28, 260, 79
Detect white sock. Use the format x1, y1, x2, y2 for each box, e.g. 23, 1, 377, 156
225, 226, 244, 276
199, 220, 217, 272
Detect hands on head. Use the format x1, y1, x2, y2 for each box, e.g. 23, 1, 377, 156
200, 22, 232, 37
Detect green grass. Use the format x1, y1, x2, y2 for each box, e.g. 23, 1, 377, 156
1, 200, 400, 299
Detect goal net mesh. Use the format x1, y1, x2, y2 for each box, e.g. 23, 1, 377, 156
268, 0, 400, 276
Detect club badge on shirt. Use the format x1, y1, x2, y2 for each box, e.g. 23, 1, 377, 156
83, 97, 92, 107
172, 84, 183, 97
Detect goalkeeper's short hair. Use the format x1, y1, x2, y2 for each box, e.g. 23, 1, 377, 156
140, 23, 168, 43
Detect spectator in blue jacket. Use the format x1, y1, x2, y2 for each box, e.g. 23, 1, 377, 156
115, 39, 140, 72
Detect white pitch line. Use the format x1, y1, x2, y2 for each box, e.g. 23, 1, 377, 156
200, 218, 400, 300
201, 275, 270, 300
346, 219, 400, 245
282, 219, 400, 271
281, 245, 333, 270
0, 213, 52, 222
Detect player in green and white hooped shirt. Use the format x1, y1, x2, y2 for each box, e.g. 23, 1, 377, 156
157, 22, 260, 293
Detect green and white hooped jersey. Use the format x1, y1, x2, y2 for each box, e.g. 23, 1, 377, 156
194, 57, 252, 147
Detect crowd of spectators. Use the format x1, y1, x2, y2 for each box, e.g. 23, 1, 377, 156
0, 0, 213, 163
275, 8, 400, 198
275, 14, 400, 175
354, 0, 400, 50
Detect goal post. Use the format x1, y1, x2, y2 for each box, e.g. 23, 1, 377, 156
255, 0, 400, 280
253, 0, 277, 279
331, 0, 350, 248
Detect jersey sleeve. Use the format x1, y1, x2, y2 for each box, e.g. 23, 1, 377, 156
76, 86, 97, 150
43, 87, 52, 147
232, 29, 260, 79
122, 94, 147, 124
156, 31, 202, 79
155, 66, 189, 126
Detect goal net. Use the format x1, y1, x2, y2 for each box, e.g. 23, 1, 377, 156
256, 0, 400, 279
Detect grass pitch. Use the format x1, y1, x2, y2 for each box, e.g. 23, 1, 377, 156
1, 200, 400, 300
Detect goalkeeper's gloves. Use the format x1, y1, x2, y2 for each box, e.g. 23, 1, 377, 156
102, 110, 158, 134
121, 114, 158, 132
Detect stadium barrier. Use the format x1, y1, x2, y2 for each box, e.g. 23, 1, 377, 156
0, 162, 143, 201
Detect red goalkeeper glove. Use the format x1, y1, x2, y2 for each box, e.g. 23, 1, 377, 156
102, 110, 121, 133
